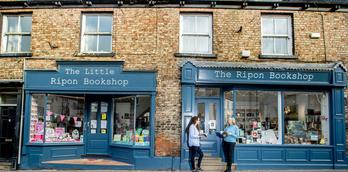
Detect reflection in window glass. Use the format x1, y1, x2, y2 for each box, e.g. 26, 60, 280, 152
236, 91, 281, 144
30, 94, 45, 143
224, 91, 233, 124
45, 95, 84, 143
113, 96, 135, 145
196, 87, 220, 97
284, 92, 329, 145
113, 96, 151, 146
135, 96, 151, 146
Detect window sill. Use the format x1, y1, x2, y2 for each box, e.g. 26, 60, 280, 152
175, 53, 217, 58
110, 143, 150, 149
0, 52, 32, 57
75, 52, 116, 57
26, 143, 84, 146
259, 54, 297, 59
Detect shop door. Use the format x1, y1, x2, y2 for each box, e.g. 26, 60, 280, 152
86, 99, 110, 155
196, 99, 220, 157
0, 106, 17, 161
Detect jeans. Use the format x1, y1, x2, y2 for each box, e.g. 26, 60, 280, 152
223, 141, 236, 169
189, 146, 204, 170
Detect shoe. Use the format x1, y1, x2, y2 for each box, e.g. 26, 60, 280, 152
196, 167, 203, 171
191, 170, 198, 172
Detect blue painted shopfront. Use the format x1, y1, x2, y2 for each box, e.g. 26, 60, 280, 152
181, 60, 348, 170
20, 61, 180, 170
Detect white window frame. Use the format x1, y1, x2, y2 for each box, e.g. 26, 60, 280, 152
80, 13, 113, 53
1, 14, 32, 53
261, 15, 293, 56
179, 13, 212, 54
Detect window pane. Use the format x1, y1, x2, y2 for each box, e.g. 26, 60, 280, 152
224, 91, 234, 123
6, 35, 19, 52
85, 15, 98, 32
196, 88, 220, 97
196, 36, 209, 53
45, 94, 85, 143
98, 35, 112, 52
262, 17, 273, 35
275, 18, 288, 35
30, 94, 45, 143
134, 96, 151, 146
284, 92, 329, 145
84, 35, 97, 52
196, 16, 209, 33
0, 94, 17, 104
113, 96, 135, 145
262, 37, 274, 54
182, 16, 195, 33
275, 38, 288, 55
7, 16, 18, 32
236, 91, 280, 144
21, 35, 31, 52
182, 36, 195, 53
99, 15, 112, 33
197, 103, 205, 132
20, 16, 32, 32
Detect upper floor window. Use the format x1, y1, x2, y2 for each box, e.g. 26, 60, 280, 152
2, 14, 32, 53
81, 13, 112, 53
180, 13, 212, 54
261, 15, 293, 56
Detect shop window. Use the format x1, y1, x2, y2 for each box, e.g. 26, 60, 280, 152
113, 95, 151, 146
29, 94, 85, 143
196, 88, 220, 97
81, 13, 112, 53
29, 94, 45, 143
235, 91, 281, 144
2, 14, 32, 53
261, 14, 293, 56
224, 91, 234, 124
179, 13, 212, 54
284, 92, 329, 145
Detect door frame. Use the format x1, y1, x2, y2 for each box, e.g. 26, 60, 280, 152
84, 96, 112, 155
195, 98, 221, 157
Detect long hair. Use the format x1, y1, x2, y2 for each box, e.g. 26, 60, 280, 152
185, 116, 199, 134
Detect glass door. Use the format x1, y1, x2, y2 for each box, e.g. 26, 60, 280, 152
86, 99, 110, 155
196, 99, 220, 157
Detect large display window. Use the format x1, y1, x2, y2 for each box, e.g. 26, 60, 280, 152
113, 95, 151, 146
29, 94, 85, 143
224, 90, 330, 145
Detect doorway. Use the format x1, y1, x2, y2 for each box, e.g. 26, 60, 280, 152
86, 97, 111, 155
196, 99, 220, 157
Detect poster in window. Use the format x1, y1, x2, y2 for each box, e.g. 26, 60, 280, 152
101, 120, 107, 129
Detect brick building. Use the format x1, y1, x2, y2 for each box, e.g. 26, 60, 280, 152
0, 0, 346, 170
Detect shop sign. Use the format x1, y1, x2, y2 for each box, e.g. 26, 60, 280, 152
198, 69, 331, 84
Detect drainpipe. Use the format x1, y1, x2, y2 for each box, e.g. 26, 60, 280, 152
17, 58, 26, 166
320, 13, 327, 62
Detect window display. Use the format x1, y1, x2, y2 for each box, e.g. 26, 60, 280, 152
284, 92, 329, 145
30, 94, 45, 143
29, 94, 84, 143
113, 95, 151, 146
235, 91, 281, 144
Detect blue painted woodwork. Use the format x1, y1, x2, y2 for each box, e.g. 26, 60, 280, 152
85, 98, 111, 155
24, 61, 156, 92
196, 99, 221, 157
21, 61, 172, 170
181, 61, 348, 170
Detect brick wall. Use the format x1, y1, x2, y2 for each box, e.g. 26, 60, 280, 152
0, 7, 347, 156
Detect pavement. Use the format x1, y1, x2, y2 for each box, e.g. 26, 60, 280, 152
4, 170, 348, 172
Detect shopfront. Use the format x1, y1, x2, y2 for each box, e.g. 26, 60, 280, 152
20, 61, 161, 169
181, 60, 348, 170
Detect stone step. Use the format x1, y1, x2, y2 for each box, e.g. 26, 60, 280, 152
0, 162, 11, 171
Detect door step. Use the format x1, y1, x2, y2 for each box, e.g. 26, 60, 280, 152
199, 156, 236, 172
0, 162, 11, 171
